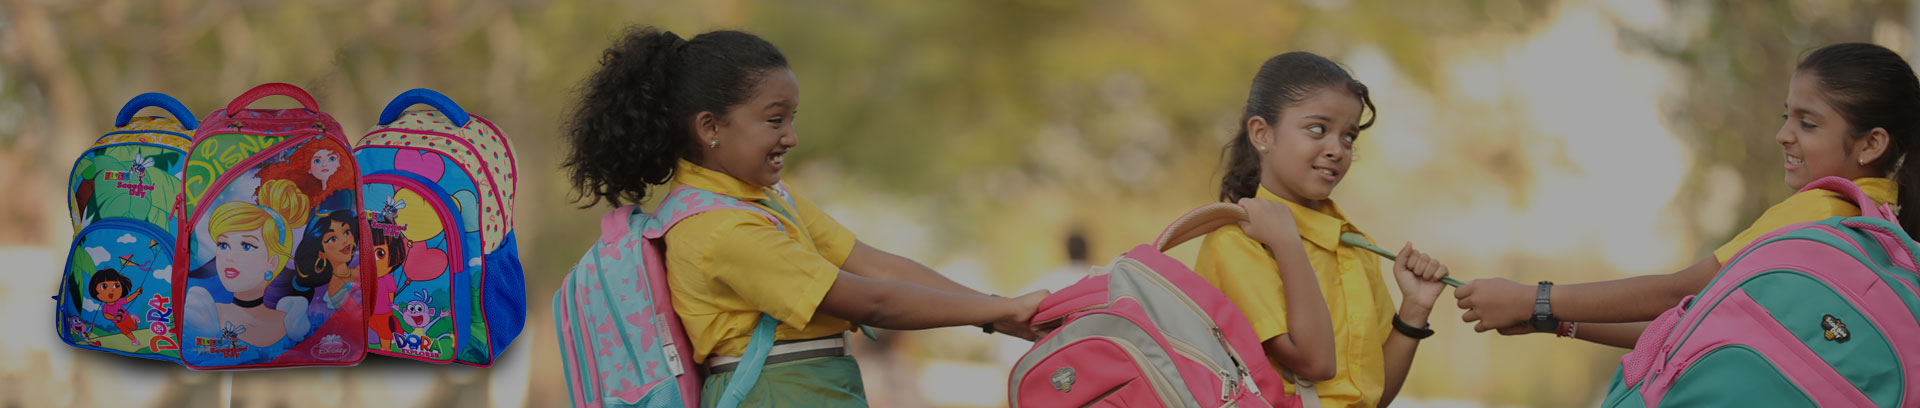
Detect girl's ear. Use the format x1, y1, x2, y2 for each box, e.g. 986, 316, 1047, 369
1247, 115, 1274, 153
1861, 127, 1893, 167
695, 111, 721, 147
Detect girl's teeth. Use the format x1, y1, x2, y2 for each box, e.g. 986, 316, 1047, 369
1317, 169, 1334, 176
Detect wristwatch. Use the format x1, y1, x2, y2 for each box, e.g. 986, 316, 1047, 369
1531, 281, 1559, 332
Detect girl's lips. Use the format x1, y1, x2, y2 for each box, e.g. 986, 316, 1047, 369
222, 267, 240, 279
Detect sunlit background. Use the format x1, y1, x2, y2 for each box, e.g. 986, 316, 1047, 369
2, 0, 1914, 406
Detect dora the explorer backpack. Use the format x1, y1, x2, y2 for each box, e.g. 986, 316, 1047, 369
1602, 176, 1920, 407
554, 185, 795, 408
353, 88, 524, 366
1010, 203, 1307, 408
56, 93, 198, 362
175, 83, 369, 369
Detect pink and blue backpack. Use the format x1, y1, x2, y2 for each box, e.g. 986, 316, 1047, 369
354, 88, 524, 366
1602, 176, 1920, 407
56, 93, 198, 362
554, 185, 796, 408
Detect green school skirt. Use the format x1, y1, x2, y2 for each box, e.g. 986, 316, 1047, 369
700, 355, 866, 408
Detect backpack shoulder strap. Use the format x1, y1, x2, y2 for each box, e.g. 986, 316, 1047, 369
641, 185, 782, 239
1803, 176, 1896, 221
712, 314, 780, 408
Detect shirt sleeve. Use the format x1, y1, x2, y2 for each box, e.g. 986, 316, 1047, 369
676, 211, 844, 330
785, 185, 858, 268
1194, 226, 1291, 341
1714, 190, 1859, 263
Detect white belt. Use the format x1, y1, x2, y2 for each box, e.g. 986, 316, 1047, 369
705, 334, 848, 374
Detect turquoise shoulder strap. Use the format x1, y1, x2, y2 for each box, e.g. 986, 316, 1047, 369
714, 314, 779, 408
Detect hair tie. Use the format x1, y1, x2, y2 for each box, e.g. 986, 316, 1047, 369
664, 31, 690, 53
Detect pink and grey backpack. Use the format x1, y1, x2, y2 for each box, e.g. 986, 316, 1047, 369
1009, 203, 1307, 408
1602, 176, 1920, 407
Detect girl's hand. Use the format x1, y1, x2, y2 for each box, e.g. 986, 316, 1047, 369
1454, 278, 1537, 332
995, 290, 1051, 341
1393, 243, 1450, 316
1236, 198, 1301, 247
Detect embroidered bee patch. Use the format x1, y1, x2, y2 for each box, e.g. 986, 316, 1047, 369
1821, 314, 1851, 343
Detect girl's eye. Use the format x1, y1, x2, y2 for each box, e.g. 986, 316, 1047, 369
1801, 120, 1817, 130
1342, 134, 1357, 145
242, 242, 257, 251
217, 242, 229, 250
768, 117, 785, 126
1308, 124, 1326, 134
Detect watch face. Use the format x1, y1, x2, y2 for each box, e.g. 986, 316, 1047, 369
1532, 314, 1557, 331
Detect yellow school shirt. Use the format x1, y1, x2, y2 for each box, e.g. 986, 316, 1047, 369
1193, 186, 1394, 408
1713, 177, 1899, 264
663, 160, 859, 363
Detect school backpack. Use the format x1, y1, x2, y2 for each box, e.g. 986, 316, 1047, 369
1601, 176, 1920, 407
354, 88, 524, 366
1009, 203, 1307, 408
174, 83, 369, 369
554, 185, 797, 408
56, 93, 199, 362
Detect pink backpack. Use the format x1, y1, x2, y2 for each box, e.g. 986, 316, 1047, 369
1602, 176, 1920, 407
1009, 204, 1308, 408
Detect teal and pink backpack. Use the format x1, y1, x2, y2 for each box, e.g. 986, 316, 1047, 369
1602, 176, 1920, 407
354, 88, 524, 366
176, 83, 370, 369
56, 93, 198, 362
554, 185, 795, 408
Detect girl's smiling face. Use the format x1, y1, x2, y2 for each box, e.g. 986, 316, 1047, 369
1778, 71, 1887, 190
320, 220, 355, 268
697, 68, 800, 188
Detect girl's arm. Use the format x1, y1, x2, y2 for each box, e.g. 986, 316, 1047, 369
816, 270, 1046, 331
1380, 245, 1449, 407
1492, 321, 1647, 349
841, 241, 1047, 339
1455, 258, 1720, 331
843, 241, 986, 295
1239, 198, 1338, 382
1567, 322, 1647, 349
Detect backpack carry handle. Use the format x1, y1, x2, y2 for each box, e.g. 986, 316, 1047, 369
114, 92, 200, 130
1803, 176, 1897, 222
224, 82, 321, 117
1155, 203, 1248, 252
377, 88, 473, 127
